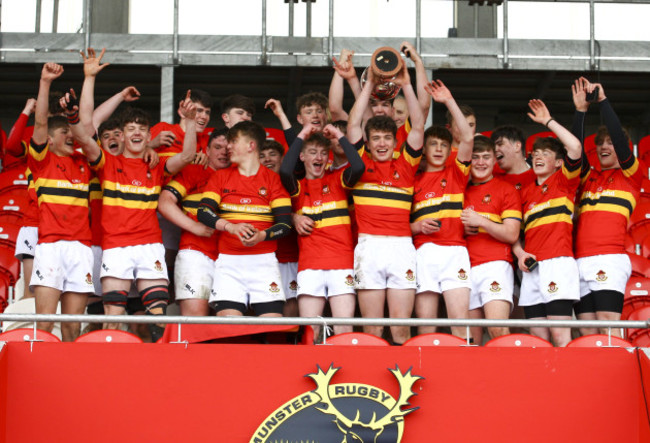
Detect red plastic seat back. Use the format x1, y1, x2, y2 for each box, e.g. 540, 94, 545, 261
325, 332, 390, 346
485, 333, 552, 348
75, 329, 143, 343
567, 334, 632, 348
403, 333, 467, 347
0, 328, 61, 343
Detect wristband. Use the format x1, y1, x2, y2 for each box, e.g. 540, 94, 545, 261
67, 111, 80, 125
545, 118, 555, 128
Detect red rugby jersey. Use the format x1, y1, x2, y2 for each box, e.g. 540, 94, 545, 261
89, 175, 103, 247
352, 142, 421, 237
411, 158, 470, 249
521, 159, 581, 261
575, 164, 642, 258
90, 149, 168, 250
496, 168, 536, 194
28, 140, 92, 245
200, 165, 291, 255
22, 167, 39, 228
150, 122, 210, 158
464, 177, 522, 266
291, 169, 354, 271
164, 164, 219, 261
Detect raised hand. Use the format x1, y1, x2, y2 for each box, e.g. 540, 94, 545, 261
298, 122, 319, 139
264, 98, 285, 117
178, 90, 197, 120
400, 41, 421, 63
332, 49, 357, 81
41, 62, 64, 82
149, 131, 176, 148
22, 98, 37, 116
587, 80, 606, 103
527, 99, 552, 125
391, 60, 411, 88
571, 77, 589, 112
59, 88, 79, 114
81, 47, 109, 77
424, 79, 452, 104
121, 86, 141, 102
322, 123, 343, 140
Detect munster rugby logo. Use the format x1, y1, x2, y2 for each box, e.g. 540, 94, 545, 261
251, 364, 422, 442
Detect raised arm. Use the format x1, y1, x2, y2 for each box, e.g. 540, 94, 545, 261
33, 63, 64, 145
591, 81, 635, 168
528, 99, 581, 161
570, 77, 590, 174
401, 41, 431, 120
5, 98, 36, 157
280, 123, 317, 195
79, 48, 110, 137
165, 91, 198, 176
329, 49, 357, 121
347, 75, 375, 143
426, 80, 472, 160
323, 124, 365, 187
92, 86, 140, 131
264, 98, 292, 130
395, 64, 424, 151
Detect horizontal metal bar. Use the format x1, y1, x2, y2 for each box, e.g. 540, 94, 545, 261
0, 314, 648, 330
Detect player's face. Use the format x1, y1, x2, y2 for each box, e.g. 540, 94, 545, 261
366, 130, 396, 163
494, 137, 522, 172
424, 136, 451, 171
194, 103, 211, 134
259, 148, 282, 173
300, 144, 329, 180
227, 135, 252, 164
222, 108, 253, 128
532, 148, 562, 180
297, 104, 327, 130
393, 98, 408, 128
450, 115, 476, 144
100, 128, 124, 156
597, 136, 620, 170
471, 150, 496, 183
207, 135, 230, 170
370, 99, 394, 118
122, 122, 151, 157
49, 125, 75, 156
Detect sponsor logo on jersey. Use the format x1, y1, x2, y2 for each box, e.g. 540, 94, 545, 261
393, 170, 400, 180
259, 187, 268, 197
241, 198, 252, 204
482, 194, 491, 205
440, 179, 447, 189
251, 364, 422, 443
322, 184, 330, 194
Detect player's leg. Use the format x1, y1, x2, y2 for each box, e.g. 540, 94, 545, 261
387, 288, 415, 345
101, 277, 131, 329
442, 287, 471, 339
414, 291, 440, 335
329, 293, 356, 335
60, 291, 89, 341
358, 289, 387, 338
15, 226, 38, 300
593, 290, 624, 337
483, 300, 511, 339
34, 286, 62, 333
468, 307, 484, 345
174, 249, 212, 317
574, 293, 598, 336
137, 278, 170, 342
546, 299, 574, 347
280, 262, 299, 317
21, 257, 34, 299
524, 303, 551, 342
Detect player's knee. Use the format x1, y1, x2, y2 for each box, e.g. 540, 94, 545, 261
103, 290, 129, 308
140, 285, 169, 313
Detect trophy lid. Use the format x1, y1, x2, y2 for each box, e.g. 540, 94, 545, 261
370, 46, 403, 79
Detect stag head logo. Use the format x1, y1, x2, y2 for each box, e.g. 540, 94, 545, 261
251, 364, 423, 443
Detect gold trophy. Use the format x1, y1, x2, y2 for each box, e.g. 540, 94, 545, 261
360, 46, 404, 101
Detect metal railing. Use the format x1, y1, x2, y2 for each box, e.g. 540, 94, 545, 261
1, 313, 647, 346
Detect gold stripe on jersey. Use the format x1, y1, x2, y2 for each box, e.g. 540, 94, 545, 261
28, 144, 48, 162
411, 193, 464, 221
297, 199, 351, 228
523, 196, 575, 231
202, 191, 221, 205
578, 188, 636, 218
622, 158, 640, 178
353, 182, 413, 210
502, 209, 523, 220
219, 203, 274, 223
317, 216, 351, 228
166, 180, 188, 199
562, 162, 581, 180
271, 197, 292, 209
89, 178, 102, 201
401, 143, 422, 167
181, 195, 201, 216
102, 180, 161, 210
35, 178, 90, 207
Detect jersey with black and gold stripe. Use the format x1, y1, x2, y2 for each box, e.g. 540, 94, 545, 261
575, 163, 642, 258
90, 148, 167, 250
521, 158, 581, 261
199, 164, 292, 255
412, 158, 470, 249
292, 169, 354, 271
28, 139, 91, 246
352, 143, 421, 237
